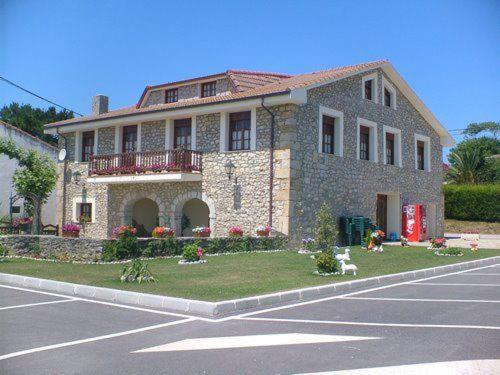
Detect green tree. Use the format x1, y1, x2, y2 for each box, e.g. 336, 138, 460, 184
315, 203, 338, 251
463, 121, 499, 139
0, 138, 57, 234
0, 102, 74, 145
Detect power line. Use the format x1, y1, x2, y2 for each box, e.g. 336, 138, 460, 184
0, 76, 83, 116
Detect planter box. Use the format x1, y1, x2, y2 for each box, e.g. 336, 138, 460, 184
62, 231, 80, 238
194, 233, 210, 238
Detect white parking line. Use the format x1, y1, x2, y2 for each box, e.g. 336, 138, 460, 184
238, 317, 500, 330
340, 296, 500, 303
0, 318, 195, 361
0, 299, 77, 311
458, 272, 500, 276
412, 282, 500, 287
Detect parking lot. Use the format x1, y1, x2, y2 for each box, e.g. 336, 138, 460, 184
1, 263, 499, 374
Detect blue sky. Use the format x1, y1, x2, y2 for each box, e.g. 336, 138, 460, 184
1, 0, 499, 151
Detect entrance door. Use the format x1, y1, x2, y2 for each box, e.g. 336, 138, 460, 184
376, 194, 388, 236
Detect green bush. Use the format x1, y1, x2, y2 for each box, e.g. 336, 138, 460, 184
142, 238, 182, 257
102, 235, 140, 262
316, 252, 339, 274
120, 260, 156, 283
444, 184, 500, 222
182, 243, 200, 262
437, 247, 463, 256
315, 203, 338, 251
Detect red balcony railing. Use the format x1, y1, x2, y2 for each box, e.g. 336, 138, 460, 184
88, 149, 202, 176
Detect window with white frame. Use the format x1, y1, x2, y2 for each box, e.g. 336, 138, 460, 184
414, 134, 431, 172
382, 77, 397, 109
361, 73, 378, 103
357, 118, 378, 162
318, 106, 343, 156
382, 125, 402, 167
220, 109, 256, 152
72, 197, 96, 223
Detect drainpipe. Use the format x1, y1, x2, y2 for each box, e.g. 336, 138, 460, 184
260, 98, 275, 228
56, 128, 68, 230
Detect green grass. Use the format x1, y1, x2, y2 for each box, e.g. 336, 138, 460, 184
1, 246, 499, 301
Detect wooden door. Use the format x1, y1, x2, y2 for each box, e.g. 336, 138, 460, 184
376, 194, 388, 236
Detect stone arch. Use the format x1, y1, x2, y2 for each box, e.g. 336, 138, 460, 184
118, 192, 167, 228
170, 191, 216, 236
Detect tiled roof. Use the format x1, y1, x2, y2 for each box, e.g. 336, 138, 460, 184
45, 60, 386, 128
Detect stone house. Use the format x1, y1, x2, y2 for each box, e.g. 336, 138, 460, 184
44, 60, 454, 242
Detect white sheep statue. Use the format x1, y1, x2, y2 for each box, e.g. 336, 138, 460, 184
335, 248, 350, 262
340, 259, 357, 276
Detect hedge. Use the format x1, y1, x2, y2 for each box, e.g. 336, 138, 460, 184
444, 184, 500, 222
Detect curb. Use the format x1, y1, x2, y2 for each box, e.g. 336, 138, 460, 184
1, 256, 499, 317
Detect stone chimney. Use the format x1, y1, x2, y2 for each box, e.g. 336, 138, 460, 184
92, 95, 109, 115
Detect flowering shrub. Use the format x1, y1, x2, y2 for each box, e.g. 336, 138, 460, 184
152, 226, 175, 238
370, 230, 385, 245
12, 217, 32, 228
255, 225, 272, 237
62, 223, 80, 233
429, 237, 446, 249
228, 226, 243, 237
112, 225, 137, 238
192, 226, 211, 237
301, 238, 316, 252
182, 243, 203, 262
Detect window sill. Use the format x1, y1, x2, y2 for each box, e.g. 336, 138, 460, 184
319, 152, 342, 158
221, 149, 256, 154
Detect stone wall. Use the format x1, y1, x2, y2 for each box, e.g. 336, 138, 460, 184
289, 68, 444, 243
141, 121, 166, 151
98, 126, 115, 154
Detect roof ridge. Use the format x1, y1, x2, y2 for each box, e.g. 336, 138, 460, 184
227, 69, 292, 78
298, 59, 389, 76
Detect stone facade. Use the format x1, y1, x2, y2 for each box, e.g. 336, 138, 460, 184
56, 68, 445, 244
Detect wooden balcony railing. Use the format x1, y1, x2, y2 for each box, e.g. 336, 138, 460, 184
88, 149, 202, 176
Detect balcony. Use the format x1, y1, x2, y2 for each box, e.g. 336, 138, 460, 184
87, 149, 202, 184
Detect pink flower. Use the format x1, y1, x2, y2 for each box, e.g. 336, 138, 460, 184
197, 247, 203, 259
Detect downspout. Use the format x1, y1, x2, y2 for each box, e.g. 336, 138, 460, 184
56, 128, 68, 230
260, 98, 275, 228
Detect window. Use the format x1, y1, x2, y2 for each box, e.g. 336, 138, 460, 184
11, 206, 21, 214
174, 118, 192, 149
201, 81, 216, 98
361, 73, 377, 103
81, 131, 95, 162
322, 115, 335, 154
382, 77, 397, 109
359, 126, 370, 160
122, 125, 137, 153
414, 134, 431, 172
165, 89, 178, 103
229, 111, 251, 151
385, 133, 394, 165
417, 141, 425, 170
79, 203, 92, 222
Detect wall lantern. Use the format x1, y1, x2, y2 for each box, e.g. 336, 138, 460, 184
224, 160, 236, 181
72, 171, 82, 185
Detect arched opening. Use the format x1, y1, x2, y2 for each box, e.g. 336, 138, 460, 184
181, 198, 209, 236
132, 198, 159, 237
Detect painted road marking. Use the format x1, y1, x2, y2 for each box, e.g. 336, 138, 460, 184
0, 298, 77, 311
295, 359, 500, 374
458, 272, 500, 276
341, 296, 500, 303
412, 282, 500, 287
0, 318, 195, 361
238, 317, 500, 330
133, 333, 381, 353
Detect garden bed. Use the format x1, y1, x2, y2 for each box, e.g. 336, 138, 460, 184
1, 246, 499, 301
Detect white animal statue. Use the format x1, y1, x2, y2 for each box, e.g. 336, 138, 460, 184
335, 248, 350, 262
340, 259, 357, 276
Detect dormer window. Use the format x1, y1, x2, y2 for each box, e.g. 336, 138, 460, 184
201, 81, 216, 98
165, 88, 178, 103
382, 77, 397, 109
361, 73, 377, 103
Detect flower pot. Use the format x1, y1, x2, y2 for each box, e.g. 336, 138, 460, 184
256, 230, 270, 237
194, 232, 210, 238
62, 231, 79, 238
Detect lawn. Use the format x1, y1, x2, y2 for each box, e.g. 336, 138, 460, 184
1, 246, 499, 301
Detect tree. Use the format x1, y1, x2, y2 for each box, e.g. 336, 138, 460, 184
446, 136, 500, 184
315, 203, 338, 251
0, 138, 57, 234
0, 102, 74, 145
463, 121, 499, 139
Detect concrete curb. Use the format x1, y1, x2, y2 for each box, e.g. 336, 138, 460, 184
1, 256, 498, 317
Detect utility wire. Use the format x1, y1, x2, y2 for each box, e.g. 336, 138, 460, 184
0, 76, 83, 116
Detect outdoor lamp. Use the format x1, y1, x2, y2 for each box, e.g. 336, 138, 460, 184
224, 160, 235, 180
73, 171, 82, 185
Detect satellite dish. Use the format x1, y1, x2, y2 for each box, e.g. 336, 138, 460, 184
58, 148, 67, 161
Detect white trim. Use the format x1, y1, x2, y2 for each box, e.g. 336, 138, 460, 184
250, 108, 257, 151
318, 106, 343, 157
165, 119, 174, 149
382, 124, 402, 167
414, 133, 431, 172
114, 126, 121, 154
72, 197, 96, 223
93, 129, 98, 156
87, 173, 202, 184
356, 117, 378, 163
74, 131, 82, 162
191, 116, 197, 150
361, 72, 378, 103
136, 123, 142, 152
219, 112, 228, 152
382, 76, 397, 109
